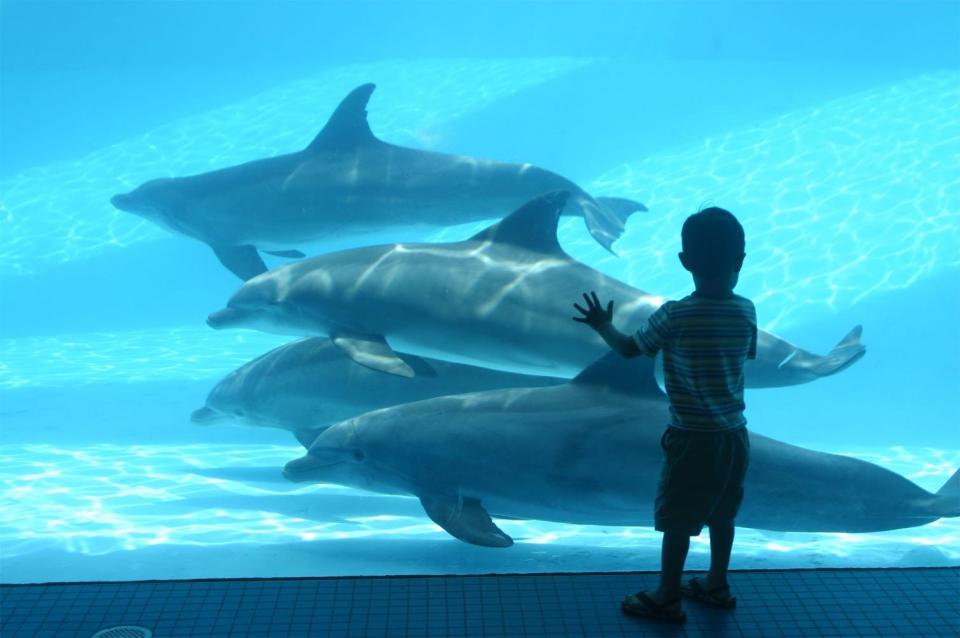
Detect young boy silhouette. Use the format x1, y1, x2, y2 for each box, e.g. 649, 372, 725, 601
574, 207, 756, 623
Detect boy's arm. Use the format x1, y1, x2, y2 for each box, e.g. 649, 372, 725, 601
572, 291, 642, 358
595, 321, 643, 358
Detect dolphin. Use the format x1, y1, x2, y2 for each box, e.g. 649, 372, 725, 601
207, 191, 865, 389
192, 336, 563, 447
282, 352, 960, 547
110, 83, 647, 279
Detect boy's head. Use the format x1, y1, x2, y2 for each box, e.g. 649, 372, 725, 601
679, 207, 746, 285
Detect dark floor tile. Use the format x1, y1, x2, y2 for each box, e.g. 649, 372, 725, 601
2, 568, 959, 638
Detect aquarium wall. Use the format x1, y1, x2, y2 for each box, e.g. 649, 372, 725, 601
1, 1, 958, 583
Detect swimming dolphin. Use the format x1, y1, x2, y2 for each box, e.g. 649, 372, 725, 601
192, 336, 563, 447
283, 352, 960, 547
110, 83, 646, 279
208, 191, 865, 389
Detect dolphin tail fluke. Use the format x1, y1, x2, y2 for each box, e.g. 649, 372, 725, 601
212, 245, 268, 280
802, 325, 867, 378
576, 196, 622, 254
420, 494, 514, 547
934, 469, 960, 518
595, 196, 648, 223
576, 195, 647, 254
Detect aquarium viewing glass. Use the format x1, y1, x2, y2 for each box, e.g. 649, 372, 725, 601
1, 0, 957, 583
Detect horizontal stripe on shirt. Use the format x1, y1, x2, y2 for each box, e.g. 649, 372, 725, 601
633, 292, 757, 432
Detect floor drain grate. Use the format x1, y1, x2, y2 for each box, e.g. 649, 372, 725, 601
91, 627, 153, 638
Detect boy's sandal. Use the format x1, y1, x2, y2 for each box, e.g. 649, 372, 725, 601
621, 591, 686, 623
680, 577, 737, 608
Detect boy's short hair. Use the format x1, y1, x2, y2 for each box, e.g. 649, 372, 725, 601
681, 207, 745, 278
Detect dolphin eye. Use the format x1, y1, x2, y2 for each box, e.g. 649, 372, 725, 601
352, 450, 365, 461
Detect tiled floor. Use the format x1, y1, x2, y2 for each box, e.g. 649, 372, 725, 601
2, 568, 958, 637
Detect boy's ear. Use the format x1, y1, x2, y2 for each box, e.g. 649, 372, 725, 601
678, 251, 693, 273
734, 253, 746, 273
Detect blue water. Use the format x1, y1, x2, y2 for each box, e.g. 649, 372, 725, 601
1, 2, 958, 583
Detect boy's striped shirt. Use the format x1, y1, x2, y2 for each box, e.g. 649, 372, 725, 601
633, 292, 757, 432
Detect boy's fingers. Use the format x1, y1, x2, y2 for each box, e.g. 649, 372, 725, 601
572, 316, 588, 323
573, 303, 588, 315
582, 292, 593, 308
607, 300, 614, 315
590, 291, 602, 307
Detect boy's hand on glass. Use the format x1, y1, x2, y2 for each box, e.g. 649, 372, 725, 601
573, 291, 614, 330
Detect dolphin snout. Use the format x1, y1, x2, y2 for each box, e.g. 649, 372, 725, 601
283, 443, 356, 481
283, 454, 339, 482
207, 307, 251, 330
110, 193, 135, 211
190, 406, 227, 425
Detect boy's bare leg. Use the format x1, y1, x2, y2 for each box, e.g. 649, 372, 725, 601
705, 522, 735, 588
652, 531, 690, 602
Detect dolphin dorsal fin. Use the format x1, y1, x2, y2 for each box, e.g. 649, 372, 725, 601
572, 351, 665, 398
307, 83, 378, 152
469, 190, 570, 254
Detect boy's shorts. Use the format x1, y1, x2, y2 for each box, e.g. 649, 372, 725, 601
654, 426, 750, 536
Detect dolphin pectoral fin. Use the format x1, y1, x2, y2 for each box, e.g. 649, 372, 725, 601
595, 196, 648, 222
420, 495, 514, 548
330, 332, 416, 378
264, 249, 306, 259
212, 245, 268, 280
398, 353, 438, 378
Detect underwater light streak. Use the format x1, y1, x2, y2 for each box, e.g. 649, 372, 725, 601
0, 442, 956, 571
